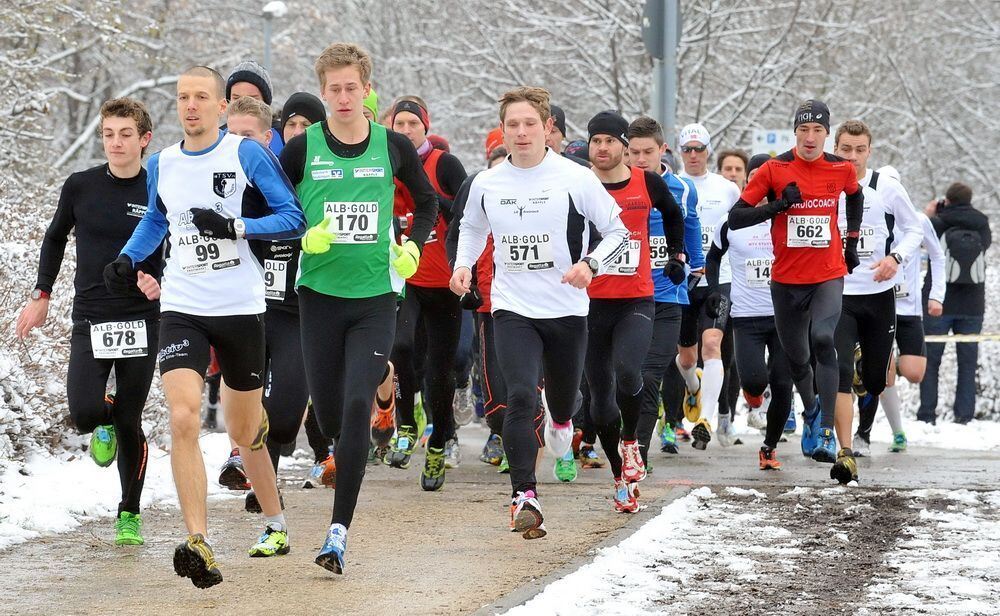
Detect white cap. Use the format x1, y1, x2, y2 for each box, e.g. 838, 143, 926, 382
678, 123, 711, 151
877, 165, 900, 181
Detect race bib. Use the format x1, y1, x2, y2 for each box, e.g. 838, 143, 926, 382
323, 202, 379, 244
894, 281, 910, 299
745, 257, 773, 288
264, 259, 287, 300
177, 233, 239, 275
857, 226, 875, 257
649, 236, 669, 269
499, 233, 555, 273
606, 240, 641, 276
90, 320, 148, 359
786, 215, 830, 248
701, 224, 715, 252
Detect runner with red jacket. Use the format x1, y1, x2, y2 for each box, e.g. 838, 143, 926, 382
728, 99, 863, 465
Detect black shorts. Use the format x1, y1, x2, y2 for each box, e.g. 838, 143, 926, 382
157, 311, 266, 391
895, 315, 926, 357
679, 283, 731, 348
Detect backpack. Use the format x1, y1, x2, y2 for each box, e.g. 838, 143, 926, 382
943, 227, 986, 284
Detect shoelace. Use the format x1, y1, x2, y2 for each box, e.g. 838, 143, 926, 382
117, 515, 140, 535
426, 451, 445, 475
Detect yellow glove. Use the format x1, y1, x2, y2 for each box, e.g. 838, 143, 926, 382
390, 240, 421, 279
302, 216, 336, 254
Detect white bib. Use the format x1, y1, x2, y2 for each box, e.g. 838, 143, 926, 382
90, 320, 148, 359
745, 257, 773, 288
606, 240, 641, 276
323, 201, 379, 244
499, 233, 555, 273
649, 236, 669, 269
787, 215, 831, 248
176, 233, 239, 276
264, 259, 288, 300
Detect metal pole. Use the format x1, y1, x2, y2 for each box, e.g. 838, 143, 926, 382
662, 0, 679, 150
263, 17, 273, 73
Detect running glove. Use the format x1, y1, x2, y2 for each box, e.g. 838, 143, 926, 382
302, 216, 336, 254
190, 208, 236, 240
460, 285, 483, 310
664, 257, 686, 285
104, 254, 138, 296
844, 237, 860, 274
391, 240, 421, 279
705, 291, 724, 319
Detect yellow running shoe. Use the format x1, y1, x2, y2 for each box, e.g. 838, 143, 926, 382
683, 368, 703, 422
831, 447, 858, 484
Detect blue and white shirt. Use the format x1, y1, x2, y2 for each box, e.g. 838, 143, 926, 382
651, 169, 702, 305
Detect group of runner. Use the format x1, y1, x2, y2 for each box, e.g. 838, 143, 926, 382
15, 42, 944, 588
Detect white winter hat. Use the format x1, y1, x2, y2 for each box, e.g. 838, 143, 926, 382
678, 123, 711, 151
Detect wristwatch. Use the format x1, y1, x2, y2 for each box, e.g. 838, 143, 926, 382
890, 252, 903, 264
233, 218, 246, 239
31, 288, 50, 301
582, 257, 599, 274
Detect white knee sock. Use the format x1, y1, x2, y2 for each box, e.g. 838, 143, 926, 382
675, 354, 701, 393
700, 359, 725, 424
880, 385, 904, 434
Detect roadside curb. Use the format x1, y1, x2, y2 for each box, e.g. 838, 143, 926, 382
472, 484, 693, 615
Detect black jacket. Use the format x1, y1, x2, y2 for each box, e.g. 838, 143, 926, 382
929, 201, 992, 316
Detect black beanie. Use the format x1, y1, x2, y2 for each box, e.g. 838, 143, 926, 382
793, 99, 831, 132
748, 153, 771, 174
550, 105, 567, 137
587, 110, 629, 146
226, 59, 273, 106
280, 92, 326, 129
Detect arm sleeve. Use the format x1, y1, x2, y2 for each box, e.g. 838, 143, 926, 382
238, 139, 305, 240
922, 214, 946, 304
278, 134, 306, 186
646, 171, 684, 257
454, 180, 489, 271
34, 176, 77, 293
844, 183, 864, 236
574, 173, 629, 275
885, 180, 923, 260
389, 131, 437, 246
121, 154, 169, 266
446, 173, 477, 268
436, 153, 468, 200
705, 222, 728, 291
728, 164, 784, 230
980, 214, 992, 249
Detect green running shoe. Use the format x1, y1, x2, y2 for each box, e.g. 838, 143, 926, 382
386, 425, 418, 468
248, 526, 290, 557
889, 431, 908, 453
90, 425, 117, 468
414, 395, 427, 444
553, 450, 577, 482
498, 453, 510, 474
114, 511, 143, 546
420, 447, 446, 491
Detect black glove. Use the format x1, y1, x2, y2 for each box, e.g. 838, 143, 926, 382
844, 236, 861, 274
687, 270, 703, 290
705, 291, 723, 319
663, 257, 686, 285
103, 254, 138, 296
460, 285, 483, 310
772, 182, 803, 213
191, 208, 236, 240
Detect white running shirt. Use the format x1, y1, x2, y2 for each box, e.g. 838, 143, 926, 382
713, 218, 775, 318
894, 212, 946, 317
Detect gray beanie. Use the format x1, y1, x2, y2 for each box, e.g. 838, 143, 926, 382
226, 59, 273, 105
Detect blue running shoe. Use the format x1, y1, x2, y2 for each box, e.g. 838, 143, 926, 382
783, 408, 797, 434
811, 428, 837, 463
800, 400, 822, 457
315, 523, 347, 574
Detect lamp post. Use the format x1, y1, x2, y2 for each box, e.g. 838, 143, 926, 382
262, 1, 288, 73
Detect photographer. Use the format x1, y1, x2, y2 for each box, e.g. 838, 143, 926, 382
918, 182, 991, 424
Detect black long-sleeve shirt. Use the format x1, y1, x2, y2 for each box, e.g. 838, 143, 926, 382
35, 164, 163, 322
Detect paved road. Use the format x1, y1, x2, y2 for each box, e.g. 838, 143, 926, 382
8, 422, 1000, 615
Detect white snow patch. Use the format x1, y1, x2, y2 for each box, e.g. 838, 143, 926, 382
724, 486, 766, 498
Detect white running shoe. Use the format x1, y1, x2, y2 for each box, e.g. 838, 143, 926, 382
618, 440, 647, 483
853, 432, 871, 457
444, 437, 461, 469
747, 408, 767, 430
716, 414, 739, 447
453, 385, 474, 427
544, 415, 574, 459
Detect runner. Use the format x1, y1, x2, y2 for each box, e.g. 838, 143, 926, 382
108, 66, 305, 587
277, 43, 437, 573
225, 59, 284, 155
384, 95, 468, 487
676, 123, 741, 450
584, 110, 685, 512
728, 99, 864, 468
625, 116, 703, 461
705, 154, 795, 470
829, 122, 921, 482
16, 98, 162, 547
451, 86, 629, 538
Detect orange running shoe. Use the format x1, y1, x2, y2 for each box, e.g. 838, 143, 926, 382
370, 396, 396, 448
315, 453, 337, 488
758, 446, 782, 470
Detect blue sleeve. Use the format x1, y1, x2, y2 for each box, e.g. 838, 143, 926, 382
121, 153, 169, 267
238, 139, 305, 240
676, 176, 704, 269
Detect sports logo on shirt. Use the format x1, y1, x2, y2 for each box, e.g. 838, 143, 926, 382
827, 182, 837, 193
213, 172, 237, 198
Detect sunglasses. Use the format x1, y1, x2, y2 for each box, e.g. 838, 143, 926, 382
680, 145, 708, 153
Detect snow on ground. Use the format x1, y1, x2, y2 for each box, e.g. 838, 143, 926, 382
0, 431, 309, 550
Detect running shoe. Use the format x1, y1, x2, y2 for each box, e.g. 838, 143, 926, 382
453, 383, 475, 426
314, 452, 337, 488
245, 489, 285, 514
443, 437, 461, 469
511, 490, 546, 539
831, 447, 858, 484
743, 389, 764, 410
800, 400, 822, 457
315, 523, 347, 574
852, 343, 866, 397
544, 416, 574, 459
204, 402, 218, 430
783, 408, 797, 434
372, 444, 390, 465
218, 448, 250, 490
682, 368, 703, 422
675, 425, 691, 442
114, 511, 144, 546
498, 454, 510, 473
660, 423, 678, 454
853, 432, 871, 458
571, 428, 584, 458
716, 414, 739, 447
889, 431, 908, 453
613, 480, 639, 513
811, 428, 837, 463
90, 424, 117, 468
370, 396, 395, 448
579, 445, 605, 469
385, 425, 417, 469
747, 408, 768, 430
758, 446, 782, 470
248, 525, 290, 557
553, 451, 577, 482
691, 418, 712, 450
174, 533, 222, 589
619, 439, 646, 483
480, 434, 504, 466
421, 447, 446, 491
419, 423, 433, 448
